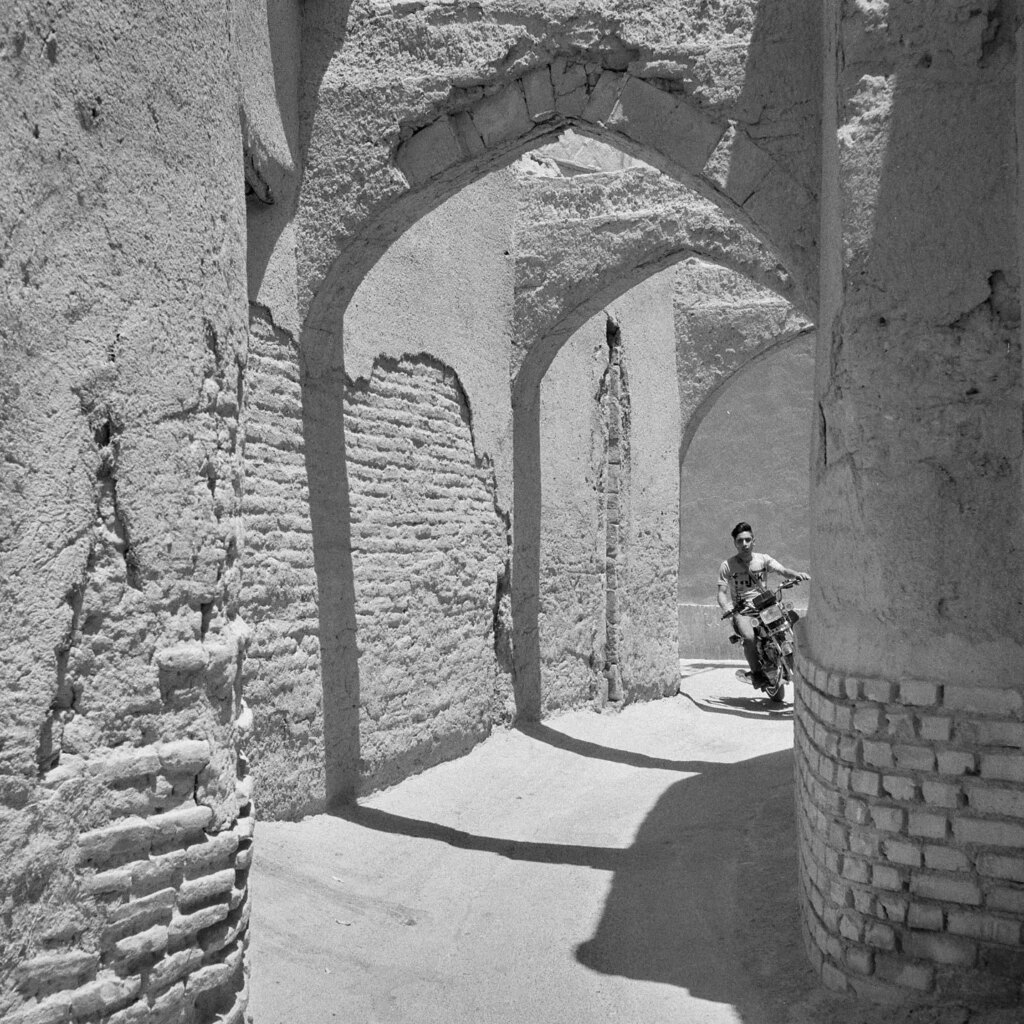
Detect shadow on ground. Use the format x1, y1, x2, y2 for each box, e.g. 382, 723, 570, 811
334, 747, 815, 1022
575, 747, 814, 1023
514, 720, 730, 771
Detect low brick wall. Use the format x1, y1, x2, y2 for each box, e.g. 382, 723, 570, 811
795, 647, 1024, 1006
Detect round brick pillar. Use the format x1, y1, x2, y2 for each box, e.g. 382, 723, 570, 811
801, 2, 1024, 1006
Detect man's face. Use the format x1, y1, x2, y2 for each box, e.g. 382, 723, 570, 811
733, 531, 754, 560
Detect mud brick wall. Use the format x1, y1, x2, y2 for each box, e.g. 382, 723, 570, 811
345, 355, 514, 792
538, 317, 607, 710
3, 304, 254, 1023
10, 742, 254, 1024
242, 308, 324, 819
537, 270, 680, 711
794, 647, 1024, 1006
243, 319, 515, 809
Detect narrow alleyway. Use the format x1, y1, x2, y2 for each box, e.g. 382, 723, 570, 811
247, 668, 1006, 1024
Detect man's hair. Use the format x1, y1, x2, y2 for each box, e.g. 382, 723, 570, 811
731, 521, 753, 539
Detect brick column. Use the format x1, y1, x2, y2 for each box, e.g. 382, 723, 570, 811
802, 1, 1024, 1006
796, 649, 1024, 1003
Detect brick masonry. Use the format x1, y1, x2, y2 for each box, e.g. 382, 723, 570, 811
3, 308, 254, 1023
794, 646, 1024, 1006
244, 307, 514, 807
242, 308, 325, 818
344, 355, 514, 791
6, 737, 254, 1024
600, 319, 629, 703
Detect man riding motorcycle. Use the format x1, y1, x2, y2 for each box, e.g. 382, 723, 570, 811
717, 521, 810, 690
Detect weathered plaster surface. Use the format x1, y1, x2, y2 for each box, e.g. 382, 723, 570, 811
299, 0, 822, 348
615, 269, 682, 701
6, 0, 1024, 1013
538, 264, 682, 711
811, 0, 1023, 683
2, 3, 254, 1021
538, 317, 607, 708
345, 170, 518, 505
797, 0, 1024, 1005
513, 162, 807, 389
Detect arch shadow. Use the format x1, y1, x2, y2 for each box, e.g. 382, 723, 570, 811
323, 747, 813, 1021
574, 747, 814, 1022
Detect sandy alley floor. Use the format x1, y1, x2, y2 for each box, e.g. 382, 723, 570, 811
247, 667, 1011, 1024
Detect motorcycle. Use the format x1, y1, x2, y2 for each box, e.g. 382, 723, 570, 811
722, 578, 805, 703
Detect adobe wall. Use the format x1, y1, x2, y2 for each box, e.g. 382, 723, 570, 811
539, 268, 680, 710
1, 4, 258, 1022
512, 157, 811, 704
798, 1, 1024, 1006
300, 0, 823, 343
9, 0, 1024, 1015
246, 140, 818, 813
244, 172, 517, 810
332, 170, 519, 792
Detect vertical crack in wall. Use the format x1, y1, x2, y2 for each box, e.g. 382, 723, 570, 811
492, 535, 513, 677
600, 314, 629, 703
40, 370, 138, 774
818, 401, 828, 469
39, 567, 91, 774
98, 418, 143, 591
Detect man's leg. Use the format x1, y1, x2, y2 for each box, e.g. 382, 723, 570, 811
732, 612, 764, 682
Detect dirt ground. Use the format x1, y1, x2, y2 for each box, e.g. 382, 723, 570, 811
248, 665, 1017, 1024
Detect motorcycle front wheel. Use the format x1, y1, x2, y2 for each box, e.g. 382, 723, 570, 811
765, 653, 793, 703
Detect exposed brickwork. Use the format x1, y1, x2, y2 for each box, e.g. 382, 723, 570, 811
795, 647, 1024, 1006
4, 736, 253, 1024
600, 318, 629, 703
2, 306, 253, 1023
244, 316, 514, 806
242, 308, 324, 818
345, 355, 514, 791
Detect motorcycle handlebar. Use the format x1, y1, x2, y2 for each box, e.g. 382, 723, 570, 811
779, 576, 810, 589
722, 576, 810, 618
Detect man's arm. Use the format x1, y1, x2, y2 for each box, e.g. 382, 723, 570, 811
766, 555, 810, 581
717, 562, 733, 614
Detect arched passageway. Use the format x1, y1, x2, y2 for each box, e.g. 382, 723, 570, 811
7, 2, 1024, 1021
290, 66, 816, 798
509, 157, 812, 719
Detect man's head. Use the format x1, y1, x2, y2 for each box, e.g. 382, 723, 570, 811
731, 521, 754, 560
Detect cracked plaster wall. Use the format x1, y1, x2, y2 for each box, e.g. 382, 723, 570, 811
539, 268, 681, 711
11, 0, 1024, 1013
299, 0, 823, 347
795, 0, 1024, 1006
248, 145, 815, 810
247, 172, 518, 810
1, 3, 260, 1022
